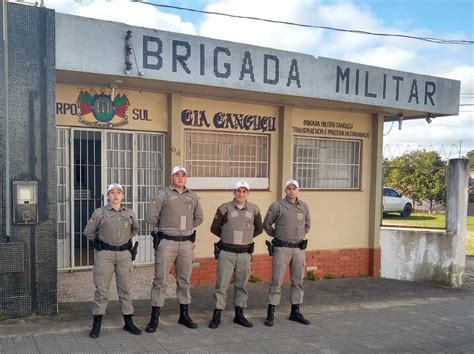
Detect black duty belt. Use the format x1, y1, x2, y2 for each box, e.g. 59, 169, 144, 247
219, 242, 254, 254
94, 238, 132, 252
161, 231, 196, 242
273, 238, 307, 250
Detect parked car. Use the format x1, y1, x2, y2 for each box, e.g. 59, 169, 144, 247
383, 187, 413, 217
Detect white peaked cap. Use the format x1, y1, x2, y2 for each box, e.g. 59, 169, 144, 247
234, 180, 250, 190
284, 179, 299, 189
107, 183, 124, 193
171, 166, 187, 175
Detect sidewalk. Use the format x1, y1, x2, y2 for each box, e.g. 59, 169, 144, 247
1, 260, 473, 353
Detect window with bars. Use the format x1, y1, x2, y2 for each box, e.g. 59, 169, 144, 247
293, 137, 360, 189
184, 130, 269, 189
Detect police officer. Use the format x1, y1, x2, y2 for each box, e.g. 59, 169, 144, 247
145, 166, 203, 332
83, 183, 142, 338
263, 179, 311, 326
208, 180, 263, 329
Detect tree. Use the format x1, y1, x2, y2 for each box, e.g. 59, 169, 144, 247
467, 150, 474, 170
383, 151, 447, 213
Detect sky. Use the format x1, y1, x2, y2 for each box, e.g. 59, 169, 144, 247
14, 0, 474, 159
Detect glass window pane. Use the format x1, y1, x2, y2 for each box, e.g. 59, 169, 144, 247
293, 137, 361, 189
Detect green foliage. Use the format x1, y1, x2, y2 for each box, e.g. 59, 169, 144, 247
0, 313, 7, 321
383, 212, 446, 229
467, 150, 474, 169
305, 270, 318, 281
248, 275, 262, 283
467, 215, 474, 256
384, 150, 447, 213
323, 273, 336, 279
467, 232, 474, 256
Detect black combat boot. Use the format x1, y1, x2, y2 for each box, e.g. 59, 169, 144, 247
208, 309, 221, 329
123, 314, 142, 335
145, 306, 160, 333
89, 315, 103, 338
233, 306, 253, 327
264, 304, 275, 327
178, 304, 198, 329
289, 304, 310, 325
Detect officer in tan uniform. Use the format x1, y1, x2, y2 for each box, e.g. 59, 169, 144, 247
263, 179, 311, 327
145, 166, 203, 332
83, 183, 141, 338
208, 180, 263, 329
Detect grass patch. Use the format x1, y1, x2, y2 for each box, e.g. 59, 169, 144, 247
305, 271, 318, 281
323, 273, 336, 279
467, 231, 474, 256
248, 275, 262, 283
0, 313, 7, 321
382, 212, 446, 229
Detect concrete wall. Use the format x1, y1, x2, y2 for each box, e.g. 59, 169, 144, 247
380, 228, 460, 284
0, 3, 57, 317
380, 159, 468, 287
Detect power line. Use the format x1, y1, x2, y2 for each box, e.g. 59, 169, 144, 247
134, 1, 473, 45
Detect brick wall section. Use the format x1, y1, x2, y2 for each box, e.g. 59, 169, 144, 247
188, 248, 381, 285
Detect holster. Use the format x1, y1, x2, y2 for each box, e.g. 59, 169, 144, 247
130, 241, 139, 261
190, 230, 196, 243
213, 242, 220, 260
94, 237, 103, 251
247, 242, 255, 254
151, 231, 163, 250
300, 239, 308, 250
265, 240, 274, 256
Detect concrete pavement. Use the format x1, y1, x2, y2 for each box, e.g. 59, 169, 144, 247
1, 259, 473, 353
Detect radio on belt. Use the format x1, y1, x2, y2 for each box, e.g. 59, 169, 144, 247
13, 181, 38, 224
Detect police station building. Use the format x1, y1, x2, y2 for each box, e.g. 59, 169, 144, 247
0, 3, 460, 316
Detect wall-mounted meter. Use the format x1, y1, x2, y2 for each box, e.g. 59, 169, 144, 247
13, 181, 38, 224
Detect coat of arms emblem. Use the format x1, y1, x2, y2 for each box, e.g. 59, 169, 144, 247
77, 89, 130, 127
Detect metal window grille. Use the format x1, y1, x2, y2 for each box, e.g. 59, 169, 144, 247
57, 129, 165, 270
57, 128, 71, 269
293, 137, 360, 189
106, 132, 133, 208
136, 133, 164, 262
184, 130, 269, 189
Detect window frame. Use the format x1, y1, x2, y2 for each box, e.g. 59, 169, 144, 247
293, 135, 362, 191
183, 129, 271, 190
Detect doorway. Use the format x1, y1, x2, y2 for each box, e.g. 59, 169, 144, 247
57, 128, 165, 270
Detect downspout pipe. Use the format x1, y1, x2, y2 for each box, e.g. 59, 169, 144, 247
2, 0, 10, 242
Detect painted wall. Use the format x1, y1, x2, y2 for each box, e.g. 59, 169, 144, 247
292, 109, 373, 250
177, 96, 280, 258
56, 83, 168, 132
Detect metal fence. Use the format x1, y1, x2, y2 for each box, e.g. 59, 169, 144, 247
381, 166, 448, 229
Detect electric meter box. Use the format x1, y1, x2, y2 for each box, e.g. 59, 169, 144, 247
13, 181, 38, 224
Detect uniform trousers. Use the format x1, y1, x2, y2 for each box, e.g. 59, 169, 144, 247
151, 239, 194, 307
267, 246, 305, 306
92, 249, 134, 315
213, 250, 251, 309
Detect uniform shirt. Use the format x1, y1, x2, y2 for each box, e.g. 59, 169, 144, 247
210, 200, 263, 245
146, 185, 203, 236
83, 204, 139, 246
263, 196, 311, 242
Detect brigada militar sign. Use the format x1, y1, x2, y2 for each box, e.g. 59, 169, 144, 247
77, 89, 130, 127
